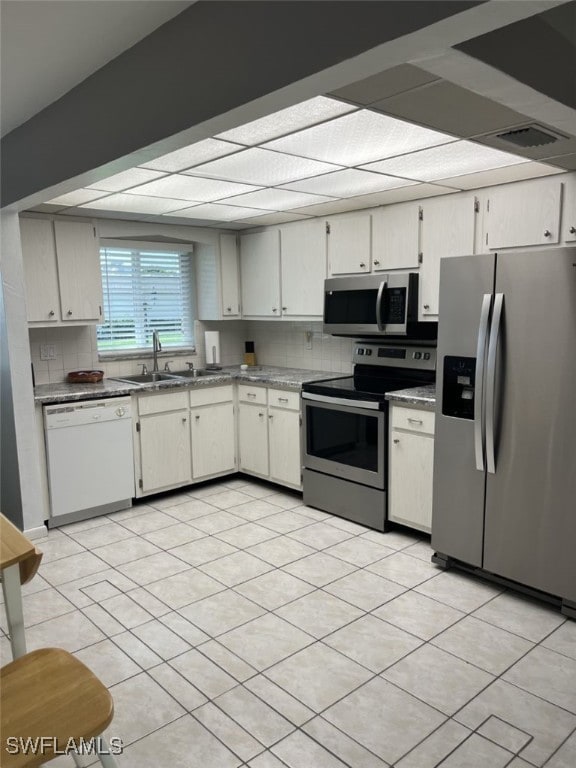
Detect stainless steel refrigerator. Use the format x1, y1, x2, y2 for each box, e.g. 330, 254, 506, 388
432, 247, 576, 618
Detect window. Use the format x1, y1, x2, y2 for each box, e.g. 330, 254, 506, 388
98, 243, 195, 354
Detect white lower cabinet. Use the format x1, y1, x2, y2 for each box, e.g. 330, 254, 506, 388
388, 404, 435, 534
269, 407, 301, 488
192, 402, 236, 479
238, 402, 269, 477
139, 410, 192, 494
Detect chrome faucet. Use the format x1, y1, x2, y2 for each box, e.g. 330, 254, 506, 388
152, 329, 162, 372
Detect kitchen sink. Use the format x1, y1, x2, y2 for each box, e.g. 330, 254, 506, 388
111, 372, 177, 384
167, 369, 224, 378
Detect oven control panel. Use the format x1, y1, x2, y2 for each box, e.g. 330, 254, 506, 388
353, 343, 436, 370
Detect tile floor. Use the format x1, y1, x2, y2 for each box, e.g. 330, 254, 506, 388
1, 476, 575, 768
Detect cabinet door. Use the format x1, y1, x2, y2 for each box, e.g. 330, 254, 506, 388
220, 234, 240, 316
561, 175, 576, 243
280, 220, 326, 316
191, 402, 235, 479
389, 428, 434, 533
420, 195, 476, 317
328, 215, 371, 275
486, 177, 562, 249
54, 221, 103, 322
238, 403, 269, 477
20, 218, 60, 323
268, 408, 301, 489
139, 411, 191, 492
371, 204, 420, 271
240, 231, 281, 316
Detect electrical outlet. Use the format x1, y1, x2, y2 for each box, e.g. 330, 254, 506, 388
40, 344, 56, 361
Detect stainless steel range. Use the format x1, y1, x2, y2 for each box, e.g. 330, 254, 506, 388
302, 341, 436, 531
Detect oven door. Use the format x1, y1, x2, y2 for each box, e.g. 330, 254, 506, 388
302, 394, 386, 489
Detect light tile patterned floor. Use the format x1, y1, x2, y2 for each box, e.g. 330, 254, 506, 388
2, 476, 575, 768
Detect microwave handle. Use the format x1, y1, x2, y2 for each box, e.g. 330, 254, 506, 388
376, 281, 387, 331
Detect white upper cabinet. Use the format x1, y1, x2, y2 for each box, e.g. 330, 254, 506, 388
327, 214, 371, 275
240, 230, 281, 317
485, 176, 562, 249
561, 174, 576, 243
371, 203, 421, 271
21, 218, 103, 325
280, 219, 326, 317
196, 235, 240, 321
220, 234, 241, 316
419, 194, 477, 318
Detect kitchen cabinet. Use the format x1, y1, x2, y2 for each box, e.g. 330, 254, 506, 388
21, 217, 103, 325
238, 402, 269, 477
280, 220, 326, 317
327, 214, 371, 275
240, 230, 281, 316
388, 404, 435, 534
485, 176, 562, 249
196, 235, 241, 320
371, 203, 421, 271
419, 194, 477, 318
561, 174, 576, 243
190, 385, 236, 479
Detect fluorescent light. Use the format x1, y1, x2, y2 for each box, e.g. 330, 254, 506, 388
190, 147, 342, 186
87, 168, 167, 192
166, 203, 267, 221
128, 175, 262, 202
140, 139, 242, 172
46, 189, 108, 206
219, 187, 336, 210
282, 168, 417, 197
361, 140, 529, 181
80, 193, 191, 214
264, 110, 454, 166
215, 96, 356, 145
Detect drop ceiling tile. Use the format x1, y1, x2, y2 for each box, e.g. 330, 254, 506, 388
264, 110, 454, 166
220, 187, 336, 211
215, 96, 356, 145
541, 153, 576, 171
79, 193, 191, 215
87, 168, 168, 192
140, 139, 242, 172
371, 81, 529, 139
329, 64, 440, 106
127, 174, 262, 202
361, 140, 528, 182
165, 203, 267, 221
438, 162, 564, 190
239, 212, 313, 227
189, 147, 342, 186
281, 168, 417, 197
46, 189, 109, 206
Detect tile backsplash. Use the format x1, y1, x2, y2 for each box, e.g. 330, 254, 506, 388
29, 320, 353, 385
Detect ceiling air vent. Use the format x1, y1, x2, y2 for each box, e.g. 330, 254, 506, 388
495, 124, 567, 148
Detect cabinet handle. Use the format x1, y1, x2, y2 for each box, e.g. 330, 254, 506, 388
544, 229, 551, 238
407, 418, 423, 424
278, 397, 288, 403
247, 392, 256, 398
359, 262, 366, 268
67, 310, 72, 316
272, 308, 278, 313
373, 260, 380, 266
182, 417, 187, 423
423, 304, 430, 310
226, 307, 232, 312
258, 412, 264, 417
282, 307, 287, 312
393, 438, 400, 444
268, 414, 273, 419
48, 310, 55, 317
570, 226, 576, 235
195, 415, 200, 421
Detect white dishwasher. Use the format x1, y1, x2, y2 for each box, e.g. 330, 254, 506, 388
44, 397, 134, 527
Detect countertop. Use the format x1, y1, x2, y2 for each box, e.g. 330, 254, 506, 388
34, 366, 339, 405
385, 384, 436, 410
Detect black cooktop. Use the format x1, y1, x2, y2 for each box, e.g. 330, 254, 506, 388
302, 367, 434, 405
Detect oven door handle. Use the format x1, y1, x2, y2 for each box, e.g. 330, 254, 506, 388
301, 392, 381, 410
376, 280, 387, 332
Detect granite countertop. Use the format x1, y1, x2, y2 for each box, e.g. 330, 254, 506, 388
385, 384, 437, 410
34, 365, 339, 405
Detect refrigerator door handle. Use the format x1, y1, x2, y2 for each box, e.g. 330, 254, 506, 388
474, 293, 492, 471
376, 280, 387, 331
486, 293, 504, 474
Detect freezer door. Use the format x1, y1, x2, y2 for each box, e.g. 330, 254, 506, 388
484, 247, 576, 602
432, 253, 495, 566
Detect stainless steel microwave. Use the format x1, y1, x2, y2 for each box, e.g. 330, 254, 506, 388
323, 273, 437, 339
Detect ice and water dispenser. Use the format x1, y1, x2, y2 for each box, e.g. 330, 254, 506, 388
442, 356, 476, 419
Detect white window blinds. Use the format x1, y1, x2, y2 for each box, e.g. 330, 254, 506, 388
98, 245, 194, 352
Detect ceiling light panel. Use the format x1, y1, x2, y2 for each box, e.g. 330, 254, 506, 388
46, 189, 108, 206
87, 168, 167, 192
361, 140, 529, 181
79, 193, 190, 214
220, 188, 336, 211
263, 110, 454, 166
190, 147, 342, 186
215, 96, 356, 145
127, 175, 262, 202
140, 139, 242, 173
166, 203, 266, 221
282, 168, 417, 197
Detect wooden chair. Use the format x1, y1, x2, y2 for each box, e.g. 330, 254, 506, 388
0, 648, 118, 767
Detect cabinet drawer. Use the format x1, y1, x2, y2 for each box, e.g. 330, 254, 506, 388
189, 384, 234, 408
268, 388, 300, 411
391, 405, 435, 435
137, 390, 189, 415
238, 384, 267, 405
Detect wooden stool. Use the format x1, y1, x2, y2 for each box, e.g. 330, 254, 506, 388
0, 648, 118, 767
